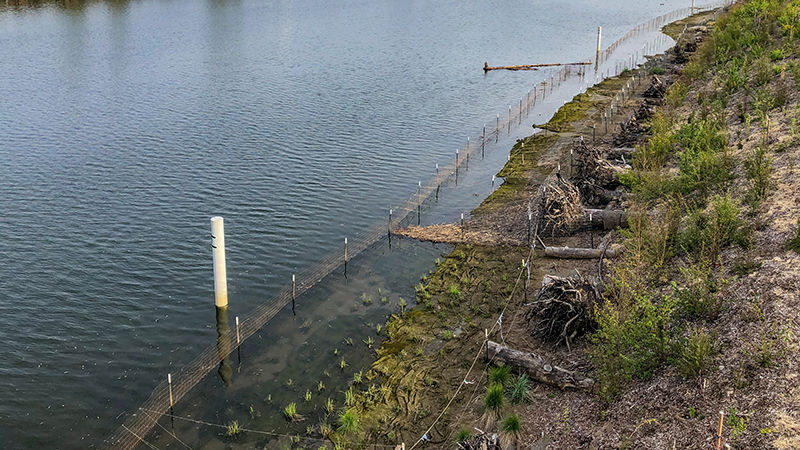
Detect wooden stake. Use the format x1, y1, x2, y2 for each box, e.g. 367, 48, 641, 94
482, 125, 486, 157
717, 411, 724, 449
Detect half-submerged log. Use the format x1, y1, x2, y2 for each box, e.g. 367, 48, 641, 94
544, 246, 619, 259
487, 341, 594, 391
483, 61, 591, 72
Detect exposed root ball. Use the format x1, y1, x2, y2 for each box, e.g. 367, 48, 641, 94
524, 274, 601, 347
536, 176, 583, 237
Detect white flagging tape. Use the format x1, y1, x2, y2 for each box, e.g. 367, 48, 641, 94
497, 313, 506, 347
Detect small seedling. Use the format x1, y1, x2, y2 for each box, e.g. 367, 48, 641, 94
284, 402, 301, 421
225, 420, 243, 437
318, 380, 325, 392
305, 389, 312, 402
340, 357, 348, 370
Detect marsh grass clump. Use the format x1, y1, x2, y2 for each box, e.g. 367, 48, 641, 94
676, 325, 720, 378
225, 420, 243, 437
337, 409, 361, 436
499, 413, 522, 448
488, 365, 512, 387
449, 285, 461, 299
319, 422, 333, 438
507, 374, 532, 404
482, 383, 506, 425
324, 398, 335, 415
361, 292, 373, 306
456, 428, 471, 443
284, 402, 302, 421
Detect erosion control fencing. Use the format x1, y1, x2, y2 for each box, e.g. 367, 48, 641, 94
103, 2, 733, 449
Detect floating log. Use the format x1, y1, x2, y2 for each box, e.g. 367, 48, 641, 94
544, 245, 620, 259
487, 341, 595, 391
483, 61, 591, 72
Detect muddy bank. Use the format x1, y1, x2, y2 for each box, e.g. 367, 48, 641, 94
348, 4, 800, 450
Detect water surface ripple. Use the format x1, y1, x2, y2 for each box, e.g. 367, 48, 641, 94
1, 0, 685, 447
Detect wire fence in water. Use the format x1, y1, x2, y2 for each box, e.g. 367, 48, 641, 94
102, 3, 733, 448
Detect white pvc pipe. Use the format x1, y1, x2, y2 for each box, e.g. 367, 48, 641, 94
211, 216, 228, 308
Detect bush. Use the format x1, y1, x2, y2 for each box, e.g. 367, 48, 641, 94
786, 219, 800, 253
681, 195, 751, 259
674, 118, 733, 196
743, 146, 774, 207
755, 55, 774, 86
675, 325, 720, 378
674, 258, 728, 321
744, 321, 787, 368
590, 291, 675, 403
666, 82, 689, 109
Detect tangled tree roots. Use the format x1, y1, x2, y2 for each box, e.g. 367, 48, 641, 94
537, 176, 583, 237
569, 141, 623, 207
643, 75, 667, 99
524, 274, 601, 348
613, 116, 649, 147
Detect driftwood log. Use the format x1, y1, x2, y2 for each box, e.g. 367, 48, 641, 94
585, 208, 628, 230
544, 246, 619, 259
487, 341, 594, 391
483, 61, 591, 71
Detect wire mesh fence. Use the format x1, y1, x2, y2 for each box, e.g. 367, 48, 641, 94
102, 3, 733, 448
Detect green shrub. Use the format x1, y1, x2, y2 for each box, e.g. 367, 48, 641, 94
681, 195, 751, 259
769, 48, 786, 61
786, 219, 800, 253
755, 55, 774, 86
744, 321, 788, 368
652, 67, 666, 75
675, 325, 720, 378
674, 118, 733, 196
590, 292, 675, 403
673, 258, 728, 321
666, 82, 689, 109
743, 146, 774, 207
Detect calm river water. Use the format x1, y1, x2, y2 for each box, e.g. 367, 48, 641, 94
1, 0, 685, 448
